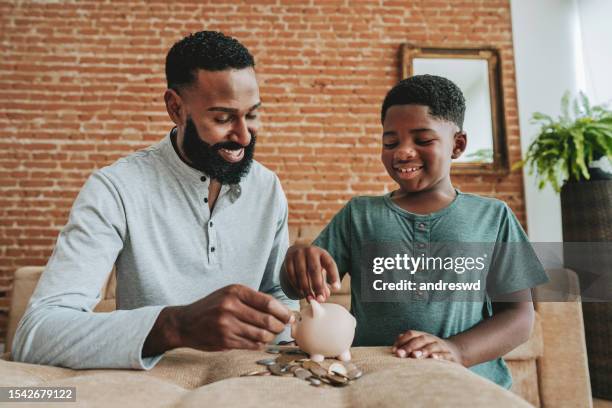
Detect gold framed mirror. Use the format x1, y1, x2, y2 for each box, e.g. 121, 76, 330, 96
400, 45, 509, 175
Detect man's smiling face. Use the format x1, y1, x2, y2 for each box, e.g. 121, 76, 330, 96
381, 104, 465, 194
175, 67, 261, 184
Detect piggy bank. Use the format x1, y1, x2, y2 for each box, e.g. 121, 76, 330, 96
291, 299, 356, 362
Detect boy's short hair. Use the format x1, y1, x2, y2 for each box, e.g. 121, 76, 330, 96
165, 31, 255, 92
381, 74, 466, 130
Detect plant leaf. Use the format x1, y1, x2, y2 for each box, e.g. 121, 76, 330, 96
561, 91, 571, 123
580, 91, 591, 115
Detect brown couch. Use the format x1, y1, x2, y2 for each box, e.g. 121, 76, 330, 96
0, 225, 594, 407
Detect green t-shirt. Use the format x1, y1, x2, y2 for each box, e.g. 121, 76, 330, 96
313, 191, 548, 389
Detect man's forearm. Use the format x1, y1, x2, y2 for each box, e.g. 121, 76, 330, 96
142, 306, 183, 358
448, 301, 535, 367
13, 304, 165, 369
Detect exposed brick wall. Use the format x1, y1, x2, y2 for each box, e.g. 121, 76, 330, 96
0, 0, 523, 343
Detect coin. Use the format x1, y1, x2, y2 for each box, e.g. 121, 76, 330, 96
241, 370, 270, 377
255, 354, 363, 387
346, 367, 363, 380
318, 376, 332, 384
302, 360, 322, 370
294, 367, 312, 381
268, 363, 285, 376
327, 373, 349, 386
277, 353, 302, 365
302, 360, 328, 377
310, 366, 329, 378
328, 362, 348, 377
256, 358, 277, 366
308, 377, 322, 386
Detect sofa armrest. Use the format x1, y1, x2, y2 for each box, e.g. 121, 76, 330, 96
535, 268, 592, 408
6, 266, 117, 354
6, 267, 45, 353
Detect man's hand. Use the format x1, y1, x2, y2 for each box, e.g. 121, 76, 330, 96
282, 244, 342, 302
143, 284, 294, 357
391, 330, 464, 365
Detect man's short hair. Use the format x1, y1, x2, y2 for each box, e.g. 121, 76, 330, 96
381, 74, 466, 129
165, 31, 255, 92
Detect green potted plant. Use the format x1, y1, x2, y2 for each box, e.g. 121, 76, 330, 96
516, 91, 612, 190
515, 91, 612, 400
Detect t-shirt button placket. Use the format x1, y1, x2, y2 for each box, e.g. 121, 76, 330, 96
415, 289, 429, 301
415, 222, 429, 251
415, 221, 430, 302
208, 220, 217, 263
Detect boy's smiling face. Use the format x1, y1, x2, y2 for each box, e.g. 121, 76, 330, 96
381, 104, 466, 194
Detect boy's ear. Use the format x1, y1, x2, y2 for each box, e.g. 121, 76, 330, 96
451, 131, 467, 159
164, 88, 186, 126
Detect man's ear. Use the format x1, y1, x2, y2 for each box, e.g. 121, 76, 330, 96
451, 130, 467, 159
164, 88, 185, 126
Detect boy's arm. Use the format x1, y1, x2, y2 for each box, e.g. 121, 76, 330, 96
281, 200, 353, 302
448, 294, 535, 367
257, 182, 300, 342
434, 204, 545, 366
280, 245, 342, 302
393, 289, 535, 367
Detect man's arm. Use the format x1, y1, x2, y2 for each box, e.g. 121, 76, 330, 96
142, 284, 295, 357
11, 171, 165, 369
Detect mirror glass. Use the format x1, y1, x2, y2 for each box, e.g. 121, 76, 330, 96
412, 58, 493, 163
401, 46, 508, 174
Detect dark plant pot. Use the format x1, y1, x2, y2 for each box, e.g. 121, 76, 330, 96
589, 166, 612, 181
561, 179, 612, 400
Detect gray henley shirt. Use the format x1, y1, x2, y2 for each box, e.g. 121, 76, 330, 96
11, 131, 298, 369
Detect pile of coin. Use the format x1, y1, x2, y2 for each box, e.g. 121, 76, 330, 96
240, 346, 363, 387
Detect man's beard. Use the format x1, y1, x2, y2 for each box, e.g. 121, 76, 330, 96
182, 116, 256, 185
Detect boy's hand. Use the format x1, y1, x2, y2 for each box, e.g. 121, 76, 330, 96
283, 244, 342, 302
392, 330, 464, 365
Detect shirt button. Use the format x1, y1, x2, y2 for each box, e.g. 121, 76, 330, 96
209, 221, 213, 227
211, 247, 215, 252
416, 290, 428, 299
200, 176, 207, 182
204, 197, 208, 203
417, 242, 426, 249
418, 222, 427, 230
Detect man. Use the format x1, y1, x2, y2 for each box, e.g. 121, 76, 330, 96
12, 31, 298, 369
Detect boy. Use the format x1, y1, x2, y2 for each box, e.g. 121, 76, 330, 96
280, 74, 548, 388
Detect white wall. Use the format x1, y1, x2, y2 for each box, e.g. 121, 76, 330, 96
510, 0, 583, 259
577, 0, 612, 106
